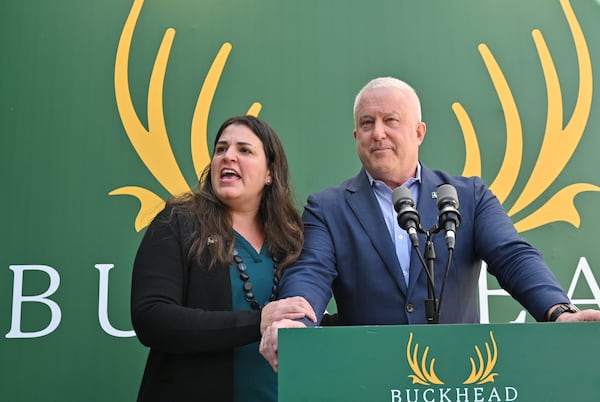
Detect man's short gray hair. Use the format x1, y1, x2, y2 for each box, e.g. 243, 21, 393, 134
353, 77, 422, 122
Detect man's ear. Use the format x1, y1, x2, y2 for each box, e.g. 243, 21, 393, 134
416, 121, 427, 145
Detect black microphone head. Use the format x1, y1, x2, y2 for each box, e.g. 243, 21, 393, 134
392, 186, 421, 246
436, 184, 461, 236
392, 186, 414, 212
436, 184, 459, 209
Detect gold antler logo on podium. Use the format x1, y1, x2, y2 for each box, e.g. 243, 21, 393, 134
406, 332, 444, 385
406, 331, 499, 385
463, 331, 498, 385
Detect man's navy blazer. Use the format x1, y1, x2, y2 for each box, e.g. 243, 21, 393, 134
279, 165, 569, 325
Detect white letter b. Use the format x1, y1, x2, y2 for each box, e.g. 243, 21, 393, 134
6, 265, 61, 338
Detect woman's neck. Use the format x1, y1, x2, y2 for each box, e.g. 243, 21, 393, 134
232, 212, 264, 253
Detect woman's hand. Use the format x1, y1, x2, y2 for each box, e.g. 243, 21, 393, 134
260, 318, 307, 372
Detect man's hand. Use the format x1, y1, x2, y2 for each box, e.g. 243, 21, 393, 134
556, 309, 600, 322
259, 319, 307, 372
260, 296, 316, 334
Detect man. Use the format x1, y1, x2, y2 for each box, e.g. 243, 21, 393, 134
260, 77, 600, 371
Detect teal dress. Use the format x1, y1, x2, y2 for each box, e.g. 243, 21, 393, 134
230, 232, 277, 402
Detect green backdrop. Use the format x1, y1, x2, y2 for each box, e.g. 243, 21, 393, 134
2, 0, 600, 400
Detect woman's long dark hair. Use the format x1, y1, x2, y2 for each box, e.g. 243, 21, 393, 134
166, 115, 303, 276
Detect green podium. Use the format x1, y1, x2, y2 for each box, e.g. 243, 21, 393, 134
278, 323, 600, 402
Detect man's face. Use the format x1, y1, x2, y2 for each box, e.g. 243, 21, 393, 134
353, 86, 426, 189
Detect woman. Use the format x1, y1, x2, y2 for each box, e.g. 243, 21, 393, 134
131, 115, 316, 402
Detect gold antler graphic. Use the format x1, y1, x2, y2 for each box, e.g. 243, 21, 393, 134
406, 332, 444, 385
463, 331, 498, 385
112, 0, 261, 231
454, 0, 600, 233
190, 44, 262, 178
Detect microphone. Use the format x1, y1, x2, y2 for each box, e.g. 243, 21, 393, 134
392, 186, 421, 247
436, 184, 461, 250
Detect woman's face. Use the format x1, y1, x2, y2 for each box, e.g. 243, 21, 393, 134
210, 124, 271, 213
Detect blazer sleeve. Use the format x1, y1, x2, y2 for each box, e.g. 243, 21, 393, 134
277, 192, 338, 325
130, 208, 261, 353
468, 177, 570, 321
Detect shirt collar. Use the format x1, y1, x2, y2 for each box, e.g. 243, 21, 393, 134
366, 162, 422, 188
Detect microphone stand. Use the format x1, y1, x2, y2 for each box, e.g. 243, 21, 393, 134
393, 185, 457, 325
423, 232, 439, 324
411, 225, 441, 325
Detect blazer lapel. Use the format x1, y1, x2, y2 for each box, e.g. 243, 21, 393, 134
345, 170, 409, 295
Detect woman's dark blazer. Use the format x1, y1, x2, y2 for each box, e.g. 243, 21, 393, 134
131, 207, 262, 402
